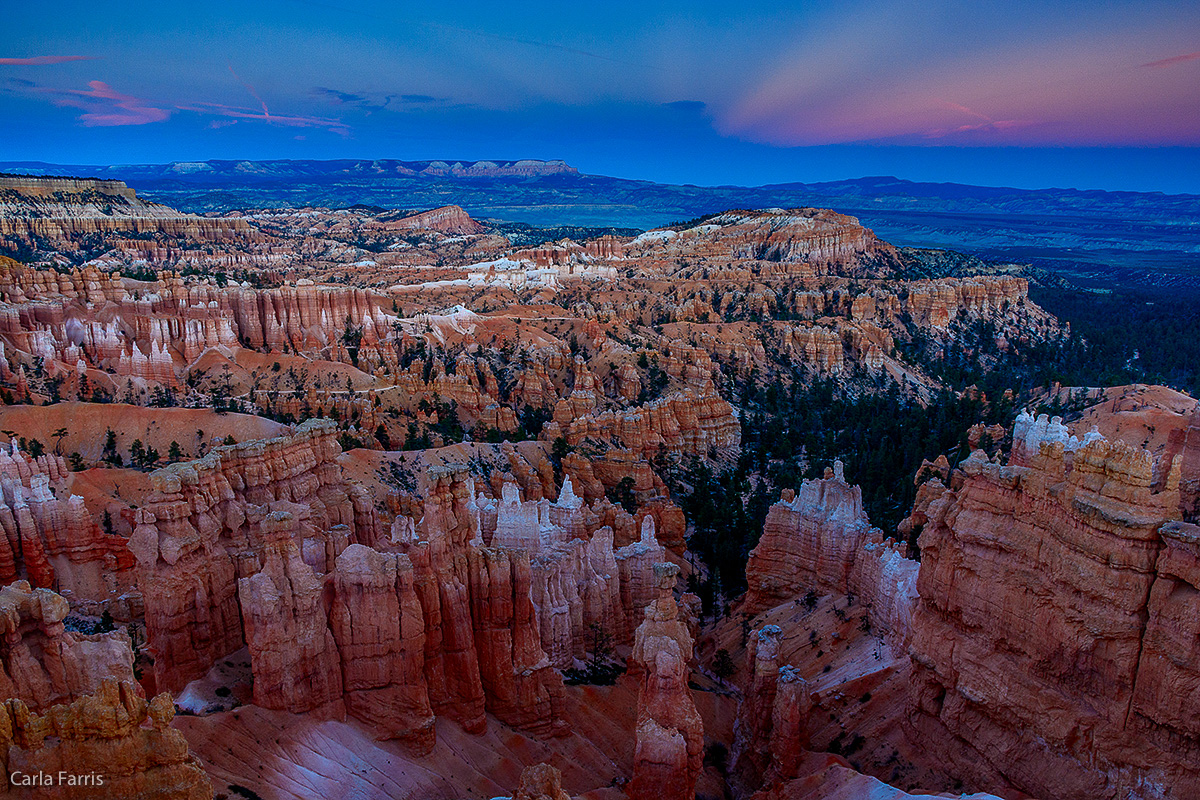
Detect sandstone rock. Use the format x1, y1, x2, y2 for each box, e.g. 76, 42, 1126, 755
628, 562, 703, 800
744, 463, 918, 644
906, 424, 1200, 799
0, 581, 134, 711
508, 762, 571, 800
328, 543, 435, 751
237, 511, 343, 713
0, 678, 212, 798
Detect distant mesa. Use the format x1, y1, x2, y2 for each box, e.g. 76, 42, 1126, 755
2, 158, 581, 183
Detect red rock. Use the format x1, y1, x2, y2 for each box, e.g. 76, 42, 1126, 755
506, 762, 572, 800
628, 562, 703, 800
906, 429, 1200, 798
328, 543, 435, 750
0, 581, 134, 712
237, 510, 343, 713
744, 463, 918, 643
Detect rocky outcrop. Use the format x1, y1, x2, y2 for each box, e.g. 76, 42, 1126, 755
628, 562, 703, 800
906, 428, 1200, 799
0, 581, 134, 712
731, 625, 812, 794
505, 762, 572, 800
544, 382, 740, 460
382, 205, 485, 235
0, 443, 133, 603
130, 419, 372, 692
328, 543, 435, 751
0, 678, 212, 799
743, 462, 918, 643
237, 510, 343, 714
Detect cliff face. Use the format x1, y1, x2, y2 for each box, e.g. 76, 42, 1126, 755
328, 543, 435, 750
0, 175, 250, 252
743, 462, 918, 644
906, 425, 1200, 799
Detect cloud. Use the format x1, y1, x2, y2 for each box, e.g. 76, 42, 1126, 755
40, 80, 170, 126
227, 64, 271, 117
312, 86, 367, 105
178, 100, 349, 135
312, 87, 448, 111
1141, 51, 1200, 69
0, 56, 94, 66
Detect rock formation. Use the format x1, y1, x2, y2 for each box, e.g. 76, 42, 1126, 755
505, 762, 572, 800
0, 442, 133, 605
0, 175, 250, 254
0, 581, 134, 712
129, 419, 369, 692
743, 462, 918, 643
0, 678, 212, 799
906, 427, 1200, 798
628, 562, 703, 800
624, 209, 900, 275
237, 510, 344, 713
328, 543, 435, 751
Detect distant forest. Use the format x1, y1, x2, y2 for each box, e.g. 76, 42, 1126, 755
1031, 285, 1200, 398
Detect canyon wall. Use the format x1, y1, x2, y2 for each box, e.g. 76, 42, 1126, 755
906, 429, 1200, 799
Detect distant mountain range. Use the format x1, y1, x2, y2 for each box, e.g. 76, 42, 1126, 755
5, 158, 1199, 286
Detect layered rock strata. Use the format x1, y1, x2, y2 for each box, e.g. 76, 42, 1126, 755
743, 462, 918, 643
906, 432, 1200, 798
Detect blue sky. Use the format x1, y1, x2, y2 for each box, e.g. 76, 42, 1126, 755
3, 0, 1199, 192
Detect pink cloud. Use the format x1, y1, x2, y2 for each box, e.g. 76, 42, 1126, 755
0, 56, 94, 66
1141, 51, 1200, 69
41, 80, 170, 126
722, 34, 1200, 147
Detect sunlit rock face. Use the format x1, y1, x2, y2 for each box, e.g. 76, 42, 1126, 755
0, 678, 213, 799
906, 421, 1200, 799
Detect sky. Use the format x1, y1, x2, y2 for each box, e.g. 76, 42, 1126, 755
3, 0, 1199, 193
